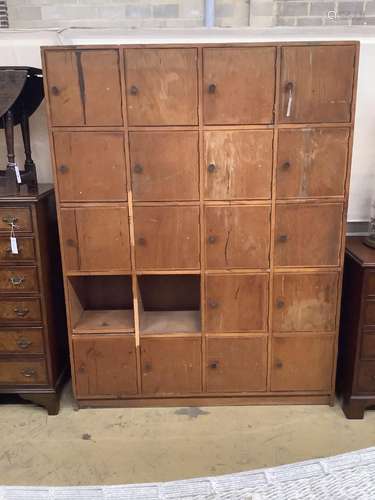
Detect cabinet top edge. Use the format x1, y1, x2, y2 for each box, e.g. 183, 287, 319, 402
40, 41, 360, 52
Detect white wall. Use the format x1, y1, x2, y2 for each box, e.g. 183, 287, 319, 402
1, 27, 374, 221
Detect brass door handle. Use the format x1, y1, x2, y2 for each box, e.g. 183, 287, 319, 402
2, 216, 18, 226
9, 276, 25, 286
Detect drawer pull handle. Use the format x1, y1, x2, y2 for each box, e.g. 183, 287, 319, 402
278, 234, 288, 243
21, 368, 36, 378
208, 83, 216, 94
51, 86, 60, 96
14, 307, 29, 317
6, 246, 22, 255
276, 298, 285, 309
134, 164, 143, 174
130, 85, 138, 96
58, 164, 69, 174
208, 300, 218, 309
17, 338, 32, 349
281, 161, 291, 171
208, 235, 216, 244
9, 276, 25, 286
207, 163, 216, 173
2, 216, 18, 226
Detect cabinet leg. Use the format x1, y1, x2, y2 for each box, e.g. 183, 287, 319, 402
342, 397, 365, 419
19, 393, 60, 416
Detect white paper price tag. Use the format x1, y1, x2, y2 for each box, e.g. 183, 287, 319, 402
14, 164, 22, 184
10, 236, 18, 254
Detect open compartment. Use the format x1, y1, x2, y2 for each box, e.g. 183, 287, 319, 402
68, 275, 134, 334
137, 274, 201, 335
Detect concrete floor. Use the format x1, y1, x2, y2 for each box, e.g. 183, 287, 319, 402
0, 384, 375, 487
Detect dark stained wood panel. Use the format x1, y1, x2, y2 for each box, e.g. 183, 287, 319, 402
271, 335, 334, 391
74, 336, 137, 397
134, 206, 200, 269
129, 131, 199, 201
274, 203, 343, 267
46, 49, 123, 126
204, 130, 273, 200
205, 205, 270, 269
277, 128, 349, 199
203, 47, 276, 124
279, 45, 355, 123
206, 336, 267, 392
205, 274, 269, 333
125, 48, 198, 126
273, 272, 339, 332
54, 131, 127, 202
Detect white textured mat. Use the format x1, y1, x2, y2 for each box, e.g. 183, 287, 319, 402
1, 447, 375, 499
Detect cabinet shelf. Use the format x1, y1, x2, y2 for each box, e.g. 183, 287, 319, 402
140, 310, 200, 335
73, 309, 134, 334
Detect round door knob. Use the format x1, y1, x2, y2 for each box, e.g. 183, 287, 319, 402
138, 237, 146, 246
281, 161, 290, 170
275, 360, 283, 369
208, 235, 216, 244
51, 86, 60, 96
278, 234, 288, 243
276, 298, 285, 309
130, 85, 139, 95
208, 83, 216, 94
207, 163, 216, 173
210, 361, 219, 369
66, 238, 76, 247
208, 299, 218, 309
59, 164, 69, 174
134, 164, 143, 174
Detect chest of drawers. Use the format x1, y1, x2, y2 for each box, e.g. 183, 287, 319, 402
338, 237, 375, 418
0, 183, 67, 414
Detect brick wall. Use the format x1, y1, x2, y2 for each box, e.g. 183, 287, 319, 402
2, 0, 375, 29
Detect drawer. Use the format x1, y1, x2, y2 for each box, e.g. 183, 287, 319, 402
363, 300, 375, 328
0, 237, 35, 262
0, 359, 48, 385
0, 208, 32, 233
0, 298, 42, 323
361, 334, 375, 360
357, 361, 375, 393
0, 267, 39, 293
0, 328, 44, 354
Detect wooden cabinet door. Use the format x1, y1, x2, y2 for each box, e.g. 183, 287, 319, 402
54, 132, 127, 202
279, 45, 356, 123
206, 337, 267, 392
45, 49, 123, 126
73, 336, 137, 397
274, 203, 343, 267
271, 335, 334, 391
276, 128, 350, 199
134, 206, 200, 270
141, 337, 201, 394
205, 274, 268, 333
273, 272, 338, 332
203, 47, 276, 125
204, 130, 273, 200
125, 48, 198, 126
129, 131, 199, 201
205, 206, 270, 269
60, 207, 131, 272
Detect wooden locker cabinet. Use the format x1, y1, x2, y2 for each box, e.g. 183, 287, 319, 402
42, 41, 358, 408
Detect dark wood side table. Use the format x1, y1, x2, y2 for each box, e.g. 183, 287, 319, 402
337, 236, 375, 419
0, 182, 68, 415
